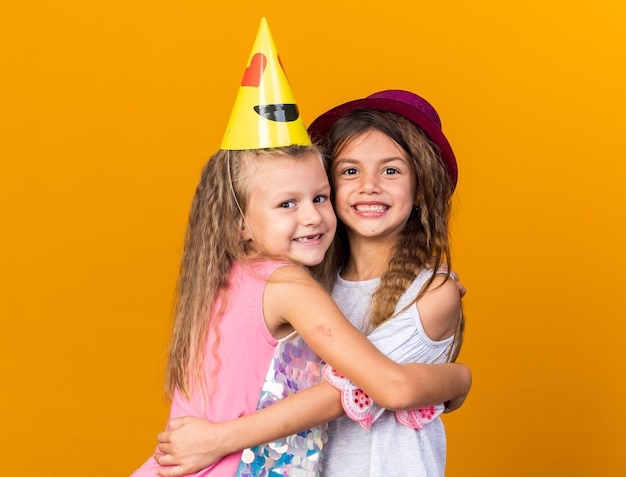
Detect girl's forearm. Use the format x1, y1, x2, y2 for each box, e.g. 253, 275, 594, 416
221, 382, 344, 453
221, 361, 471, 453
385, 362, 472, 411
155, 382, 344, 476
156, 363, 470, 476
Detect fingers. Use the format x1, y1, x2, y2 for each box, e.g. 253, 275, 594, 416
157, 416, 189, 444
153, 454, 190, 477
155, 465, 186, 477
166, 416, 187, 431
154, 451, 173, 466
156, 440, 169, 455
443, 393, 467, 413
157, 429, 170, 444
455, 281, 467, 298
153, 416, 201, 477
448, 271, 467, 298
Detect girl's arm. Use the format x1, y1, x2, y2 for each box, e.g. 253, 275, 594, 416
155, 383, 343, 477
155, 364, 469, 477
265, 265, 471, 410
154, 266, 470, 477
418, 273, 464, 342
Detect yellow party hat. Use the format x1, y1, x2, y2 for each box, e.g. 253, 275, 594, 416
220, 18, 311, 150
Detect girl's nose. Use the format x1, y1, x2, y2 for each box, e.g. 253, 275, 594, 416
360, 172, 381, 194
301, 202, 323, 225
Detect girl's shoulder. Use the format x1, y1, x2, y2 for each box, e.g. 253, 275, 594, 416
244, 258, 291, 276
403, 268, 457, 301
266, 262, 320, 287
265, 263, 334, 312
415, 273, 462, 342
237, 259, 323, 298
263, 263, 335, 338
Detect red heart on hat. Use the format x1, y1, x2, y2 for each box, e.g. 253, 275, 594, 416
241, 53, 267, 87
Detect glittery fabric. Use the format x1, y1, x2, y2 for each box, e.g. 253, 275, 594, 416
236, 334, 327, 477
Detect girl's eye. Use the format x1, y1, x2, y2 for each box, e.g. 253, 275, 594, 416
342, 167, 358, 175
314, 195, 329, 203
383, 167, 400, 175
280, 200, 296, 209
383, 167, 401, 175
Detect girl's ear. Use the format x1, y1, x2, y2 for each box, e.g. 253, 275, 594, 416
240, 217, 252, 242
413, 192, 423, 210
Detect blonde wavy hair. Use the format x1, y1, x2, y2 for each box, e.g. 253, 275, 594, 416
314, 109, 464, 362
165, 145, 323, 400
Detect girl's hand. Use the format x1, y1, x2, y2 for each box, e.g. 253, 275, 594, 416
443, 392, 468, 413
448, 270, 466, 298
431, 261, 466, 298
154, 416, 226, 477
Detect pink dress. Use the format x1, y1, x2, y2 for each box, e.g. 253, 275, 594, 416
131, 260, 326, 477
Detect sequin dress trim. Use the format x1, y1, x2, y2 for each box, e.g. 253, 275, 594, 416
322, 364, 444, 430
236, 333, 327, 477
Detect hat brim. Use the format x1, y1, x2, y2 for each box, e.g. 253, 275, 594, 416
308, 97, 458, 188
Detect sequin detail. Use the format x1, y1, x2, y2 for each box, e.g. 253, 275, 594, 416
322, 364, 444, 430
322, 365, 383, 428
236, 334, 327, 477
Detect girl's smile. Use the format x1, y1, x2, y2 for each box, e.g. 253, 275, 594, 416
352, 202, 390, 215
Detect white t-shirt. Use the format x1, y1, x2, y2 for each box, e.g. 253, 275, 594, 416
322, 269, 455, 477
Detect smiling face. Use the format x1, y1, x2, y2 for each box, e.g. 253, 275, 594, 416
331, 129, 417, 245
242, 152, 337, 267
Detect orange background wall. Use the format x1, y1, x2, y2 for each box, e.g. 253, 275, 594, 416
2, 1, 625, 475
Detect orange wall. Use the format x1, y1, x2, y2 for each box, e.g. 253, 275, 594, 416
2, 1, 625, 475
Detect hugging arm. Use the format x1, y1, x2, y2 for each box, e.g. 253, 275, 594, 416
266, 266, 471, 410
155, 364, 469, 477
155, 383, 343, 477
155, 266, 471, 476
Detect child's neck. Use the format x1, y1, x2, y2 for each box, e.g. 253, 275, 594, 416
340, 238, 394, 281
